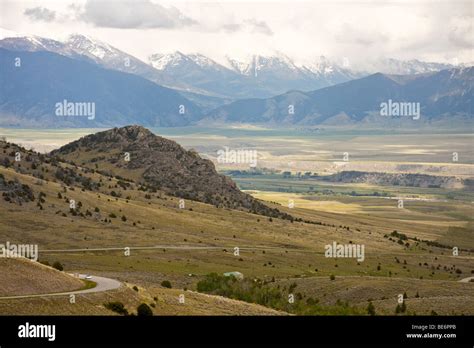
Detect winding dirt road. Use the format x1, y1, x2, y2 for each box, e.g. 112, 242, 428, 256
0, 274, 121, 300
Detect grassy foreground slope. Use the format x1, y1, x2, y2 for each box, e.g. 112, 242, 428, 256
0, 258, 84, 296
0, 275, 284, 316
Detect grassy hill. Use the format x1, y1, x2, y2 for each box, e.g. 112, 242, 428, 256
0, 258, 84, 296
50, 125, 291, 219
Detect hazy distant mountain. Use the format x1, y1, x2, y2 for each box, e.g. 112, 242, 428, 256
367, 58, 455, 75
202, 67, 474, 127
61, 36, 235, 110
0, 34, 165, 81
150, 51, 222, 72
0, 31, 462, 101
0, 48, 200, 127
0, 33, 219, 103
0, 33, 324, 98
148, 51, 363, 98
149, 51, 249, 98
0, 35, 94, 63
1, 31, 470, 128
226, 53, 301, 77
150, 51, 461, 99
302, 56, 362, 84
64, 34, 164, 82
0, 33, 233, 108
226, 54, 360, 88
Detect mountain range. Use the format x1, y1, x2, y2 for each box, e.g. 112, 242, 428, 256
0, 31, 460, 99
202, 67, 474, 126
149, 51, 362, 98
0, 30, 472, 128
0, 33, 360, 99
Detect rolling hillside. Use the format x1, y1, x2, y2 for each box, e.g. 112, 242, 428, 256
0, 258, 84, 296
0, 128, 473, 316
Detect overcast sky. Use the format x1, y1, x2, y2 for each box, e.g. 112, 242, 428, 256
0, 0, 472, 68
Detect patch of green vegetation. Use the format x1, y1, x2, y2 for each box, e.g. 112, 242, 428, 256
196, 273, 364, 315
80, 280, 97, 291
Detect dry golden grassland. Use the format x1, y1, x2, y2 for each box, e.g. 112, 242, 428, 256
1, 162, 472, 315
0, 258, 84, 296
0, 128, 472, 315
0, 278, 283, 315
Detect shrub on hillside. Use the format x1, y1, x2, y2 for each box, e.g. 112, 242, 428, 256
104, 301, 128, 315
52, 261, 64, 271
161, 280, 172, 288
196, 273, 363, 315
137, 303, 153, 316
367, 302, 376, 316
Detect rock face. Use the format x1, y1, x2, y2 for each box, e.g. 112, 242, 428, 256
52, 125, 290, 219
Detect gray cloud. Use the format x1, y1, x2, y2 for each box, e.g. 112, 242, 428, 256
24, 7, 56, 22
448, 21, 474, 49
7, 1, 473, 65
79, 0, 196, 29
222, 23, 241, 32
223, 19, 273, 36
245, 19, 273, 36
334, 23, 389, 47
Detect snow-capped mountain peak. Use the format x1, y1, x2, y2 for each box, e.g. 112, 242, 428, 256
364, 58, 454, 75
187, 53, 220, 68
0, 30, 79, 57
1, 30, 466, 101
60, 33, 159, 78
225, 55, 251, 75
65, 34, 117, 60
303, 55, 337, 75
149, 51, 224, 72
225, 53, 301, 76
148, 51, 191, 70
